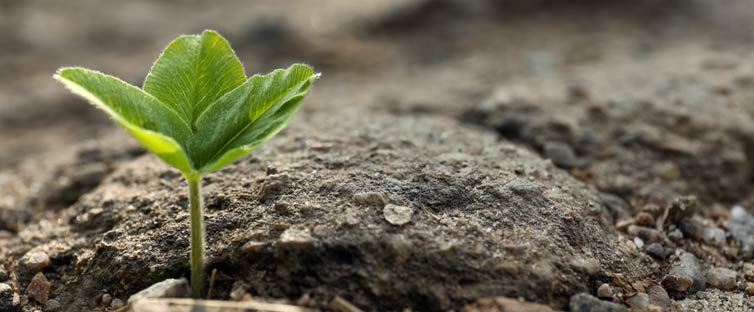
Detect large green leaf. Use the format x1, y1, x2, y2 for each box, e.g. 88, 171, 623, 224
54, 67, 194, 173
190, 64, 317, 172
143, 30, 246, 126
55, 30, 317, 175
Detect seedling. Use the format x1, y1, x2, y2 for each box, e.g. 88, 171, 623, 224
54, 30, 318, 298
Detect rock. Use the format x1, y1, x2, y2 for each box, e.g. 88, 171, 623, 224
597, 283, 613, 298
543, 141, 581, 168
569, 293, 627, 312
279, 228, 316, 248
678, 218, 704, 241
645, 243, 669, 259
570, 257, 600, 276
647, 285, 671, 308
705, 267, 737, 290
127, 278, 190, 303
25, 272, 51, 304
627, 225, 662, 243
23, 251, 50, 272
726, 206, 754, 259
101, 293, 112, 306
257, 173, 292, 199
0, 283, 17, 312
663, 252, 705, 294
635, 212, 655, 227
383, 204, 413, 226
352, 192, 385, 207
43, 299, 61, 312
625, 293, 649, 310
111, 298, 126, 309
745, 283, 754, 296
702, 227, 726, 247
462, 296, 555, 312
667, 229, 683, 242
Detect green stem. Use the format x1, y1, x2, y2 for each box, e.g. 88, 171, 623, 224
187, 173, 204, 298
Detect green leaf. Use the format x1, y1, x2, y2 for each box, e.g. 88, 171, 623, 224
55, 30, 317, 175
143, 30, 246, 125
54, 67, 194, 173
191, 64, 317, 172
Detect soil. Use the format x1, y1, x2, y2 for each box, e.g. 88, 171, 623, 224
2, 1, 754, 311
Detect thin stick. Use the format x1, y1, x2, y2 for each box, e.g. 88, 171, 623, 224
132, 298, 312, 312
206, 268, 218, 300
331, 296, 364, 312
187, 174, 204, 298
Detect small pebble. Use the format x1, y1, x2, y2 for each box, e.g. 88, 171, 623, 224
0, 283, 11, 294
627, 225, 662, 243
597, 283, 613, 298
647, 285, 671, 308
101, 293, 112, 306
663, 252, 705, 293
702, 227, 726, 246
668, 229, 683, 241
24, 251, 50, 272
111, 298, 125, 309
678, 218, 703, 241
43, 299, 61, 312
25, 272, 51, 304
543, 141, 581, 168
570, 257, 600, 275
635, 212, 655, 227
383, 204, 413, 226
625, 293, 649, 310
705, 267, 737, 290
645, 243, 669, 259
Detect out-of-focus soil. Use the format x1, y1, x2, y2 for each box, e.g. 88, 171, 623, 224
2, 0, 754, 311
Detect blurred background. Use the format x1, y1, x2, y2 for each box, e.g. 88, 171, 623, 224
2, 0, 753, 170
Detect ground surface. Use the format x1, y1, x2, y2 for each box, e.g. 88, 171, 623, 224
2, 0, 754, 311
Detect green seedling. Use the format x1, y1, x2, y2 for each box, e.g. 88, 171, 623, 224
54, 30, 318, 298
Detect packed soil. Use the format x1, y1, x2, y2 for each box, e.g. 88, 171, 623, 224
2, 1, 754, 311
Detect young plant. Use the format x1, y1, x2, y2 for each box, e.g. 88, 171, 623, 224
54, 30, 318, 298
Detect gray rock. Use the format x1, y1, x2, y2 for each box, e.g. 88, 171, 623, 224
383, 204, 413, 226
43, 299, 62, 312
569, 293, 628, 312
668, 229, 684, 241
706, 267, 737, 290
127, 278, 190, 304
625, 292, 649, 310
703, 227, 726, 247
645, 243, 669, 259
647, 285, 671, 308
663, 252, 705, 294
